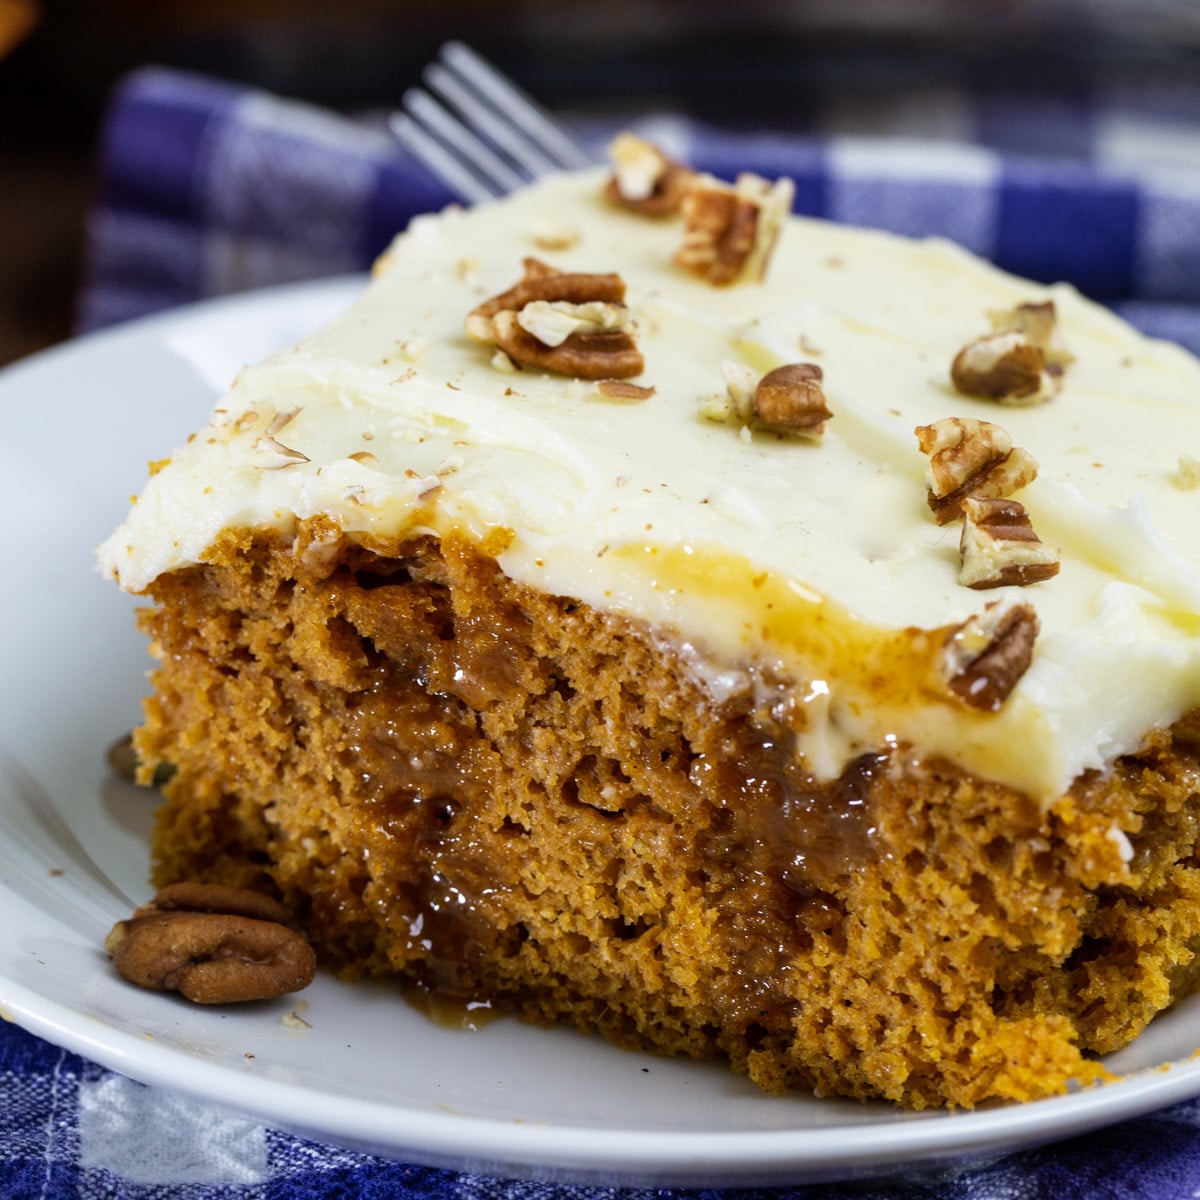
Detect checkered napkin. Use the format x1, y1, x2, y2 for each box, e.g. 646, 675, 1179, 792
47, 65, 1200, 1197
7, 1016, 1200, 1199
80, 66, 1200, 355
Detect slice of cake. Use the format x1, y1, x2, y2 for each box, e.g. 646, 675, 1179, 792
98, 149, 1200, 1109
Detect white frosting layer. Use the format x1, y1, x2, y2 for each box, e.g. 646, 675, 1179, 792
99, 169, 1200, 801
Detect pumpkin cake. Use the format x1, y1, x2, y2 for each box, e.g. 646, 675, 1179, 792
98, 148, 1200, 1109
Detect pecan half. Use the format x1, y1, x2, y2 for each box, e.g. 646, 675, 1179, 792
753, 363, 832, 438
604, 132, 696, 216
467, 259, 644, 379
106, 884, 315, 1004
141, 882, 302, 928
940, 600, 1039, 711
950, 331, 1061, 405
959, 497, 1060, 589
914, 417, 1039, 524
675, 172, 794, 286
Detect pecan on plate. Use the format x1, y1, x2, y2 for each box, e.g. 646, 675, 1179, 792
914, 417, 1038, 524
466, 258, 644, 379
106, 732, 174, 788
604, 132, 696, 216
106, 883, 315, 1004
959, 497, 1060, 590
675, 172, 794, 286
940, 600, 1039, 711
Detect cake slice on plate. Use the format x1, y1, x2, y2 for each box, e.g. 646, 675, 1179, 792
99, 149, 1200, 1108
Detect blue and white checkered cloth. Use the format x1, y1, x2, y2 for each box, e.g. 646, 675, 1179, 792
46, 65, 1200, 1196
10, 1013, 1200, 1198
80, 66, 1200, 356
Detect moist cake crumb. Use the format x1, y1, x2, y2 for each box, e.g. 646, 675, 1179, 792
101, 162, 1200, 1108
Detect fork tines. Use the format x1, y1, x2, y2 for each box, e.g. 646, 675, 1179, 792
390, 41, 593, 205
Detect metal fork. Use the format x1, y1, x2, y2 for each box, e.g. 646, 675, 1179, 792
390, 41, 594, 205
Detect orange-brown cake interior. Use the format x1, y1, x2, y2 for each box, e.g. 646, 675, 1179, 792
134, 521, 1200, 1109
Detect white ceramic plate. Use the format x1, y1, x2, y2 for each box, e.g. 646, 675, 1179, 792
5, 280, 1200, 1188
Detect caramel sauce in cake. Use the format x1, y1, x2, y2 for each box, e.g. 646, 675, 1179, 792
691, 732, 883, 895
612, 542, 950, 713
342, 679, 504, 997
331, 567, 537, 999
600, 541, 1055, 793
143, 531, 1200, 1107
692, 704, 888, 1031
327, 548, 892, 1013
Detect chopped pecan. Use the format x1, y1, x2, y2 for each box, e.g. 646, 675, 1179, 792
951, 331, 1060, 405
491, 310, 643, 379
516, 299, 631, 347
940, 600, 1039, 711
604, 132, 696, 216
106, 884, 315, 1004
467, 258, 624, 333
596, 380, 656, 402
753, 363, 831, 438
701, 360, 831, 438
700, 361, 757, 425
989, 299, 1073, 368
959, 497, 1060, 589
914, 417, 1039, 524
528, 220, 581, 251
675, 172, 794, 286
467, 259, 644, 379
1171, 455, 1200, 491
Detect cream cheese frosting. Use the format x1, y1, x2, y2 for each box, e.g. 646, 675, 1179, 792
98, 167, 1200, 802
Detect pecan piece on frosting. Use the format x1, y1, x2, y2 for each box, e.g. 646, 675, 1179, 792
596, 380, 656, 402
940, 600, 1039, 711
604, 132, 696, 216
951, 331, 1060, 405
959, 497, 1060, 590
914, 417, 1038, 525
702, 360, 831, 439
951, 298, 1070, 406
675, 172, 794, 286
989, 299, 1073, 369
106, 882, 316, 1004
467, 258, 644, 379
753, 363, 832, 438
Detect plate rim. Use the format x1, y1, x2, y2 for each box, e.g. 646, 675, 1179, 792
8, 955, 1200, 1187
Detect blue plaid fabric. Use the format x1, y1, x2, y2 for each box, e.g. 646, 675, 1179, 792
50, 65, 1200, 1196
80, 67, 1200, 356
9, 1013, 1200, 1197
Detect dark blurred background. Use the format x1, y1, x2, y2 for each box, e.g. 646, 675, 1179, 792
4, 0, 1200, 367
